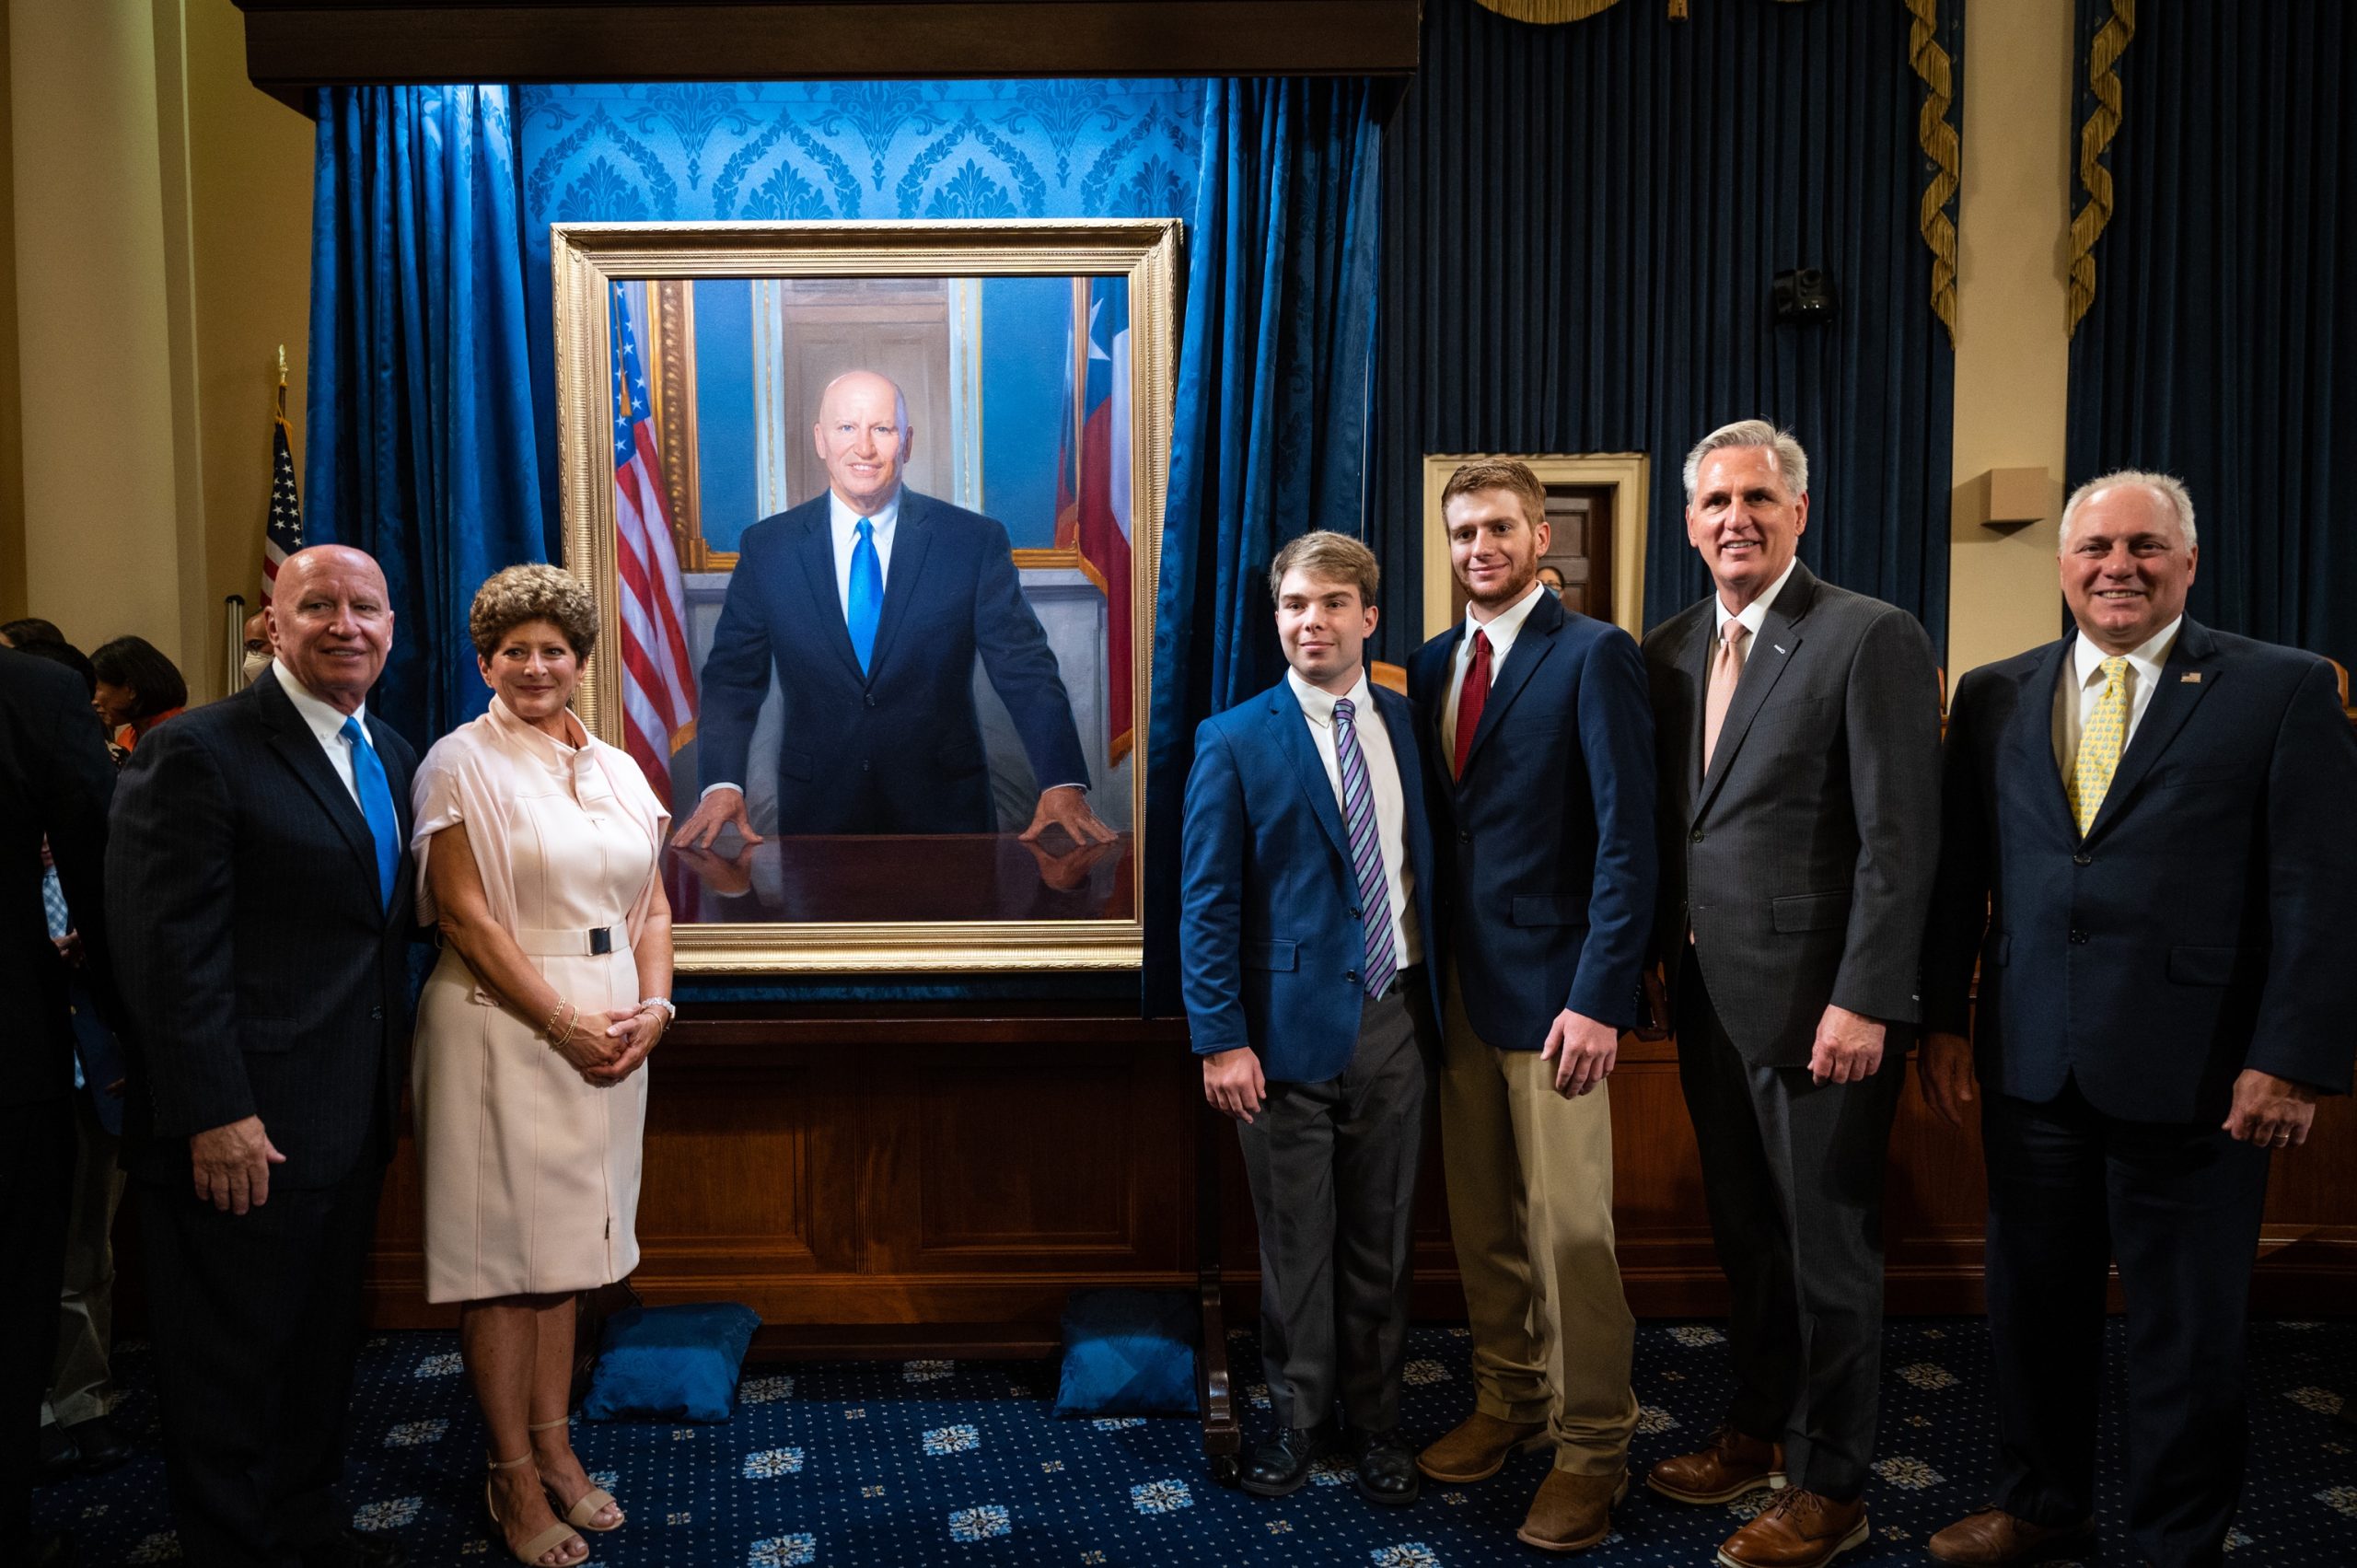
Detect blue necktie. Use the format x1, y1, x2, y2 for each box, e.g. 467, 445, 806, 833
341, 715, 401, 908
847, 517, 883, 675
1332, 699, 1399, 1002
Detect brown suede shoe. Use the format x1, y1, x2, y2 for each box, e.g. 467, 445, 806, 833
1646, 1423, 1788, 1504
1415, 1410, 1550, 1483
1716, 1489, 1869, 1568
1926, 1508, 2097, 1564
1515, 1467, 1629, 1553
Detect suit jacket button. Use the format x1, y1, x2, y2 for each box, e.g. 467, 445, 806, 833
865, 693, 877, 708
1690, 829, 1706, 843
861, 759, 872, 772
369, 1005, 384, 1019
1457, 830, 1470, 843
1349, 906, 1362, 919
2069, 929, 2088, 945
2073, 852, 2092, 866
1343, 970, 1358, 984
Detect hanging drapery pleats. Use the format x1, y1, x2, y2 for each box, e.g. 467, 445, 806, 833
1140, 78, 1383, 1014
305, 87, 546, 746
1372, 0, 1958, 651
2067, 0, 2137, 337
2065, 0, 2357, 672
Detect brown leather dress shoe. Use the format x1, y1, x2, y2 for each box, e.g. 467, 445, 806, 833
1646, 1423, 1788, 1504
1415, 1410, 1550, 1483
1926, 1508, 2096, 1564
1716, 1489, 1869, 1568
1515, 1467, 1629, 1553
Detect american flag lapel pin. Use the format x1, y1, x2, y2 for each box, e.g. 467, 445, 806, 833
2180, 671, 2203, 684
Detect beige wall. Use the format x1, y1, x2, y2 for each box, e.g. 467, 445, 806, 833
1944, 0, 2076, 681
3, 0, 306, 695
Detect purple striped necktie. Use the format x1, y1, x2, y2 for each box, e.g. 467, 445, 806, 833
1332, 698, 1398, 1002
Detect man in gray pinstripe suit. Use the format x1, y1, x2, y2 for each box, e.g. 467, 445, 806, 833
1641, 420, 1944, 1568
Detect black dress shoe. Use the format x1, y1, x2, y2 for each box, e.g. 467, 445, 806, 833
300, 1529, 409, 1568
60, 1413, 133, 1474
1352, 1426, 1421, 1507
1242, 1423, 1334, 1497
35, 1423, 81, 1485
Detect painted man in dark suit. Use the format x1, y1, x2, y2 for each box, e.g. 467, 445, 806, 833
1642, 420, 1943, 1568
1919, 473, 2357, 1568
0, 642, 118, 1568
110, 545, 416, 1568
1182, 530, 1443, 1508
674, 369, 1112, 847
1406, 460, 1656, 1555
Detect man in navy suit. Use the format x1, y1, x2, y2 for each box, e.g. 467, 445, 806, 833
1181, 530, 1443, 1508
1920, 472, 2357, 1568
110, 545, 416, 1568
674, 369, 1111, 846
1405, 460, 1656, 1554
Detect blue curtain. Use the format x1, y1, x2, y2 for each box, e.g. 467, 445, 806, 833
2065, 0, 2357, 671
1369, 0, 1960, 655
1140, 79, 1384, 1014
305, 86, 546, 747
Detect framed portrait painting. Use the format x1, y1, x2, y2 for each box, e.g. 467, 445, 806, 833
550, 219, 1178, 973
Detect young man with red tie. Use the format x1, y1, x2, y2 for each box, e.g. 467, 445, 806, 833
1180, 530, 1444, 1508
1405, 460, 1657, 1553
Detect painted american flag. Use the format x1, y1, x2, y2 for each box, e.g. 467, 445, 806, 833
1054, 275, 1133, 764
609, 281, 698, 807
261, 383, 303, 603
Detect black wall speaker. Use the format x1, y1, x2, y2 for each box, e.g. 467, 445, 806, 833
1772, 267, 1838, 325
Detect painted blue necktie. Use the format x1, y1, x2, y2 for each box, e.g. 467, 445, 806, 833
340, 715, 401, 908
847, 517, 883, 675
1332, 698, 1398, 1002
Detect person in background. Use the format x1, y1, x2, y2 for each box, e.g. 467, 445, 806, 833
411, 565, 672, 1567
7, 639, 136, 1489
110, 544, 417, 1568
1181, 531, 1443, 1508
89, 634, 187, 749
243, 610, 277, 688
0, 640, 119, 1568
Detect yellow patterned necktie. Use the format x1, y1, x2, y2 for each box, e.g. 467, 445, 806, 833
2068, 656, 2131, 835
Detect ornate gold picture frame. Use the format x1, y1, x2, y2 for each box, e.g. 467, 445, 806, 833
551, 220, 1178, 973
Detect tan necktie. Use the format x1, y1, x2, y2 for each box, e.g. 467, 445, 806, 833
1702, 620, 1747, 770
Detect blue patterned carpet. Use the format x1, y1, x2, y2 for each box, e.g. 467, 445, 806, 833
34, 1318, 2357, 1565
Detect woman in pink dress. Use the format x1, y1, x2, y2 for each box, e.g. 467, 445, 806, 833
410, 565, 673, 1566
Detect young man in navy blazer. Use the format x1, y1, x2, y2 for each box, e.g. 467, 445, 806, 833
1920, 473, 2357, 1568
1181, 530, 1443, 1507
1406, 460, 1656, 1554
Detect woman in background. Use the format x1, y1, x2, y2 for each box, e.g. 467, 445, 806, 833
88, 635, 185, 749
410, 565, 673, 1567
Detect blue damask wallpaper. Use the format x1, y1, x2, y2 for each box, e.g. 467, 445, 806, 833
517, 79, 1208, 542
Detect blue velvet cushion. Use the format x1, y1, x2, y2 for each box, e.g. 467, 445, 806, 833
1052, 1288, 1199, 1418
580, 1302, 761, 1423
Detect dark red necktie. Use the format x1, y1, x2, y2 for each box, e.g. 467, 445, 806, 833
1452, 629, 1492, 780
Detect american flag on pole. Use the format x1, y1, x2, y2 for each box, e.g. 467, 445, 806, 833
261, 376, 304, 603
1054, 275, 1133, 763
610, 281, 698, 807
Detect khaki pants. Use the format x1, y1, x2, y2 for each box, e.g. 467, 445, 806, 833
1438, 962, 1637, 1476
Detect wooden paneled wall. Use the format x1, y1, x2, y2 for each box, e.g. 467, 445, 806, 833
353, 1006, 2357, 1342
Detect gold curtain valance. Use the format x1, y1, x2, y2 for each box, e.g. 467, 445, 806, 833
2068, 0, 2136, 337
1469, 0, 1807, 18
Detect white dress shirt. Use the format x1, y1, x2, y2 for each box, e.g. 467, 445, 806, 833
272, 657, 368, 808
1714, 555, 1801, 655
830, 487, 900, 617
1289, 668, 1422, 969
1442, 579, 1550, 765
2052, 617, 2182, 776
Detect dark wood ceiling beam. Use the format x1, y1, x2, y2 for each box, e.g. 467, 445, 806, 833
233, 2, 1422, 112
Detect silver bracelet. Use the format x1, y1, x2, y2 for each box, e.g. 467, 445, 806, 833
639, 996, 678, 1023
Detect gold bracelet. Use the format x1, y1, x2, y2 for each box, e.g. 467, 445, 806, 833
544, 998, 575, 1044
